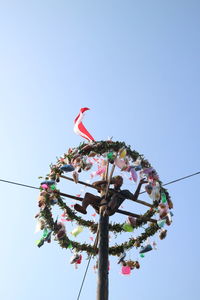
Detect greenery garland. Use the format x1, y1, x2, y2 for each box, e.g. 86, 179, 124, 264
36, 140, 173, 258
56, 196, 157, 234
40, 204, 160, 256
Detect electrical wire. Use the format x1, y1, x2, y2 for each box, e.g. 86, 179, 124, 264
0, 171, 199, 193
76, 254, 93, 300
162, 171, 200, 186
0, 171, 200, 191
139, 171, 200, 194
0, 178, 40, 190
76, 233, 99, 300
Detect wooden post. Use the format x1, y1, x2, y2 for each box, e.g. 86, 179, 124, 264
97, 160, 110, 300
97, 213, 109, 300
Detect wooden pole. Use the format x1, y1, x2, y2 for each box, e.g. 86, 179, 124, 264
97, 214, 109, 300
116, 209, 157, 223
59, 192, 83, 201
60, 175, 95, 189
96, 160, 111, 300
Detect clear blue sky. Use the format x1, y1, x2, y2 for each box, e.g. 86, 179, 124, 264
0, 1, 200, 300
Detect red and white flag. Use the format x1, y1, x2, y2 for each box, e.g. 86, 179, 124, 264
74, 107, 95, 141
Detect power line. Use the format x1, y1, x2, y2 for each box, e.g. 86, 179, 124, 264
76, 233, 99, 300
0, 171, 199, 192
162, 171, 200, 186
76, 255, 93, 300
138, 171, 200, 194
0, 178, 40, 190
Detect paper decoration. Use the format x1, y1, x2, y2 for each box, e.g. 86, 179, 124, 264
76, 255, 82, 265
36, 228, 52, 247
50, 198, 58, 205
129, 167, 138, 182
50, 184, 56, 190
60, 164, 75, 173
150, 183, 160, 201
157, 219, 166, 228
119, 148, 127, 159
161, 192, 167, 204
158, 204, 168, 219
74, 107, 94, 141
114, 158, 126, 169
72, 171, 79, 183
68, 243, 73, 249
96, 166, 106, 176
42, 228, 49, 239
145, 184, 153, 195
127, 216, 137, 227
70, 253, 82, 264
121, 266, 131, 275
35, 218, 45, 233
167, 212, 173, 223
122, 223, 134, 232
56, 222, 66, 239
143, 168, 154, 174
159, 229, 167, 240
71, 226, 83, 237
41, 184, 48, 190
36, 239, 44, 248
135, 165, 142, 171
37, 195, 46, 208
107, 152, 114, 160
84, 163, 93, 171
41, 180, 55, 186
43, 228, 52, 241
133, 158, 141, 166
139, 244, 153, 254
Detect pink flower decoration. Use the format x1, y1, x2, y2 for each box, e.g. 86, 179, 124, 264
121, 266, 131, 275
41, 184, 48, 190
96, 167, 106, 176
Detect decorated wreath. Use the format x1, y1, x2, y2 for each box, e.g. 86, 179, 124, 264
35, 138, 173, 274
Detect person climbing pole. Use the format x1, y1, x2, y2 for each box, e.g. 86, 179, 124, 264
74, 176, 147, 216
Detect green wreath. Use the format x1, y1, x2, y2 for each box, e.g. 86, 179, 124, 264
35, 140, 173, 260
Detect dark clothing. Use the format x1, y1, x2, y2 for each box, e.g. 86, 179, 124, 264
83, 188, 134, 215
106, 189, 134, 215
